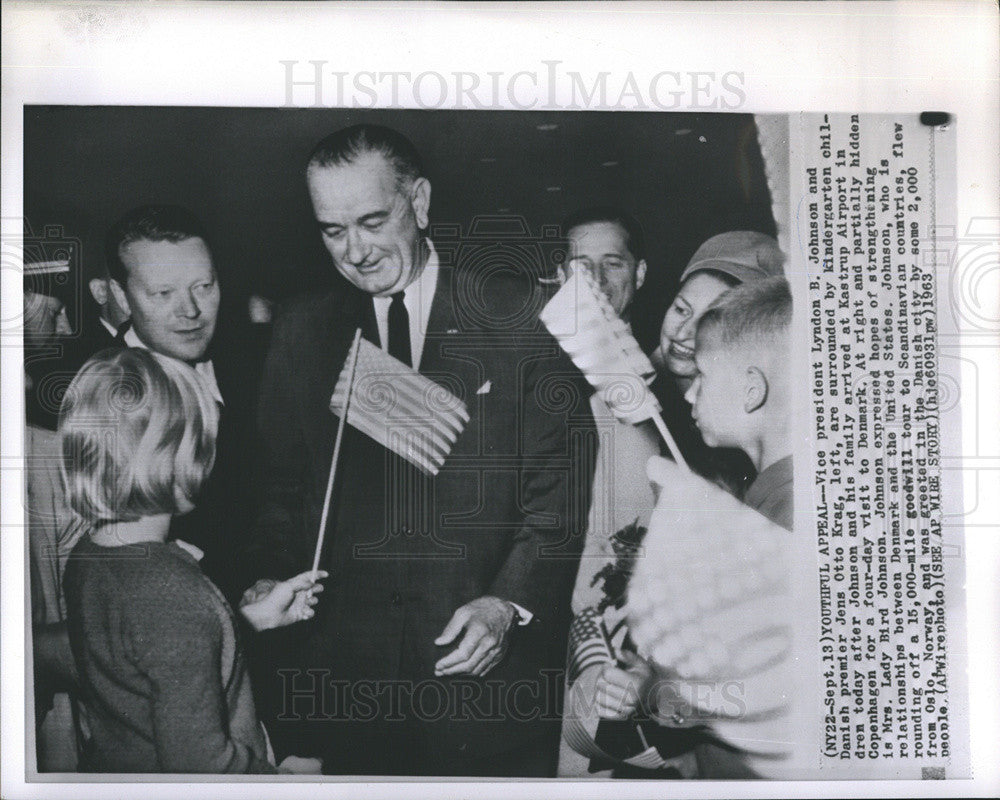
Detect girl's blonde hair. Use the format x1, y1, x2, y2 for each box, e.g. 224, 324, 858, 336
58, 348, 219, 524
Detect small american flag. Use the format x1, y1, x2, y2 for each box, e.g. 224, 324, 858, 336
329, 336, 469, 476
540, 269, 661, 425
567, 606, 615, 686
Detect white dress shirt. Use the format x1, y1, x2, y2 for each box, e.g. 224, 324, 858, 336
371, 240, 439, 369
123, 326, 224, 406
99, 317, 119, 338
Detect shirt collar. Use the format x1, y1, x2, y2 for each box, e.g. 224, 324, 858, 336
373, 238, 439, 307
99, 317, 119, 337
409, 238, 439, 320
173, 539, 205, 562
122, 326, 225, 406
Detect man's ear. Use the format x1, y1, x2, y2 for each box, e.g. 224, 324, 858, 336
635, 259, 648, 291
108, 279, 131, 319
88, 278, 109, 307
744, 366, 769, 413
410, 177, 431, 230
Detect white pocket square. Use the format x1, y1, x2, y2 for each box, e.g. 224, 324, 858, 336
476, 380, 492, 395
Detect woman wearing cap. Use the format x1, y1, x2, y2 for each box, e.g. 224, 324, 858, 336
650, 231, 785, 495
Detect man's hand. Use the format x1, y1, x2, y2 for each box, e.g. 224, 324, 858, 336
277, 755, 322, 774
433, 596, 517, 677
239, 571, 328, 632
594, 651, 654, 721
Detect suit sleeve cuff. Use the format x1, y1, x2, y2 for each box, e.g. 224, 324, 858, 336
507, 600, 534, 626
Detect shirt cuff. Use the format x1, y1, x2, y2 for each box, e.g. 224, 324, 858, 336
508, 601, 534, 626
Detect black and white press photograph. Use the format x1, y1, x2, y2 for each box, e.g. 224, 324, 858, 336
21, 103, 803, 778
2, 2, 996, 798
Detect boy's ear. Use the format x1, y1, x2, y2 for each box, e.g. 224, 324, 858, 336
744, 366, 769, 413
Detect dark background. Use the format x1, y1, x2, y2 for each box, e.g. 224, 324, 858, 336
23, 106, 776, 351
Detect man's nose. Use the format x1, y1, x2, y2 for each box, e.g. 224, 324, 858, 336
344, 228, 370, 266
175, 290, 201, 319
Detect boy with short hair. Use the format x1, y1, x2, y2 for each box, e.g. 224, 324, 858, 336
685, 275, 793, 531
560, 277, 796, 779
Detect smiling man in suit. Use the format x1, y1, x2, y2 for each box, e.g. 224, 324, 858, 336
106, 205, 257, 599
242, 124, 594, 776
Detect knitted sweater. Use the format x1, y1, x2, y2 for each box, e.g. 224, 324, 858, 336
63, 537, 274, 773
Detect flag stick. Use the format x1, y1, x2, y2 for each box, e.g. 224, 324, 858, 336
311, 327, 363, 576
651, 413, 690, 472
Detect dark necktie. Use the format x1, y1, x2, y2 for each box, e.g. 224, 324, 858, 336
388, 291, 412, 367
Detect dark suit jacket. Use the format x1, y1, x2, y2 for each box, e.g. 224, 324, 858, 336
243, 263, 595, 764
116, 318, 260, 601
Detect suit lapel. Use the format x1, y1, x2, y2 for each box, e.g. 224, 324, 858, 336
418, 266, 484, 456
419, 264, 456, 368
358, 292, 380, 348
309, 290, 369, 428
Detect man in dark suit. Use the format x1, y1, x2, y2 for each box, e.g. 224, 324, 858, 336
106, 205, 257, 599
242, 125, 594, 776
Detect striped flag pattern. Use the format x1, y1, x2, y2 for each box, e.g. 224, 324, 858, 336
540, 269, 662, 425
329, 336, 469, 476
563, 604, 674, 772
566, 606, 615, 686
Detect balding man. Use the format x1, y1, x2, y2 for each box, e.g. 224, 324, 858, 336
244, 125, 595, 777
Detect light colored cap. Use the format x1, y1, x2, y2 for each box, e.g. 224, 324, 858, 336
680, 231, 785, 285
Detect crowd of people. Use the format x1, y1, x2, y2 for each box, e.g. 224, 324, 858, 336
24, 123, 793, 778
